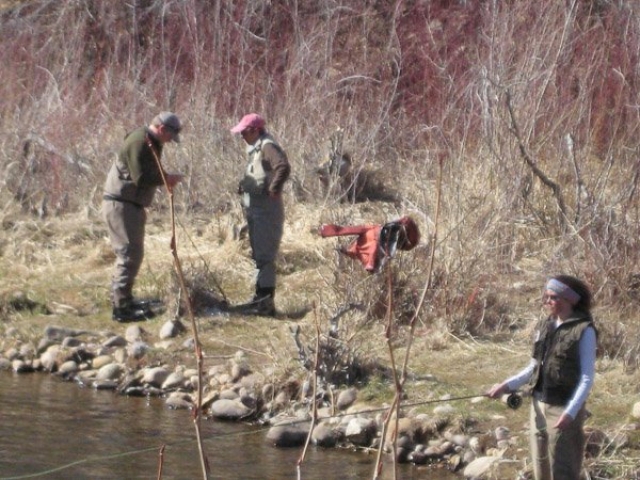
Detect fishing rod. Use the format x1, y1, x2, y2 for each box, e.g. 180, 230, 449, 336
399, 392, 523, 410
254, 391, 525, 429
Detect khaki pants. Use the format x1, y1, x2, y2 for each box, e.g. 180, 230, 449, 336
103, 199, 146, 308
530, 398, 586, 480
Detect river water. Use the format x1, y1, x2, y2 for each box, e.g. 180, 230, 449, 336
0, 373, 457, 480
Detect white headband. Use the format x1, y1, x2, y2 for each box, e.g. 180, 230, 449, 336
546, 279, 581, 304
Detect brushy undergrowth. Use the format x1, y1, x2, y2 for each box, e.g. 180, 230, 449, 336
1, 202, 640, 478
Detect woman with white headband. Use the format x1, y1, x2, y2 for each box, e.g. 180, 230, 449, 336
487, 275, 597, 480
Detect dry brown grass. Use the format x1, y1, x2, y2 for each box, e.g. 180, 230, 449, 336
1, 199, 640, 477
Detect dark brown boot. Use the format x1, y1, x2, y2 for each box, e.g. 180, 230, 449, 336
235, 287, 276, 317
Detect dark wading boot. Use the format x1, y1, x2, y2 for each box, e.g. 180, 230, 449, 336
235, 288, 276, 317
131, 298, 164, 309
112, 304, 156, 323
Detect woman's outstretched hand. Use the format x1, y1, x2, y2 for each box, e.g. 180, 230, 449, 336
486, 382, 508, 399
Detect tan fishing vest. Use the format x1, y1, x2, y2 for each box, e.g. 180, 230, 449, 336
240, 135, 277, 206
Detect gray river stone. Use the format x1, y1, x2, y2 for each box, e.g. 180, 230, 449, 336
39, 346, 60, 372
463, 455, 499, 478
266, 420, 311, 447
12, 359, 34, 373
162, 371, 187, 390
345, 417, 377, 447
102, 335, 127, 348
58, 360, 78, 375
142, 366, 170, 387
125, 325, 145, 343
219, 388, 239, 400
61, 337, 82, 348
336, 387, 358, 410
43, 326, 89, 342
165, 392, 193, 410
159, 320, 186, 339
231, 361, 251, 382
127, 341, 149, 360
209, 398, 252, 420
312, 422, 340, 448
96, 363, 123, 381
92, 355, 114, 370
19, 344, 35, 359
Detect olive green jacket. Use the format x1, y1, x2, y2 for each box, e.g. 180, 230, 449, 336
103, 127, 166, 207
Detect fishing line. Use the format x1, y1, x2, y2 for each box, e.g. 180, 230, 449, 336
0, 428, 267, 480
0, 392, 523, 479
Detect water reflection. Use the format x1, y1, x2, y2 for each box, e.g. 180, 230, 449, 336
0, 374, 457, 479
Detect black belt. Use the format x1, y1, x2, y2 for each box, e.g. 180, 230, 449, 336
103, 195, 143, 209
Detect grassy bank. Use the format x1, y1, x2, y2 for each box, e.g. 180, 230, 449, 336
1, 200, 640, 478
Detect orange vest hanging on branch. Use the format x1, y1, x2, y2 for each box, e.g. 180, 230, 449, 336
319, 216, 420, 273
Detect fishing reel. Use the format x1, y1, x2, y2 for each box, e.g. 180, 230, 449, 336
502, 392, 523, 410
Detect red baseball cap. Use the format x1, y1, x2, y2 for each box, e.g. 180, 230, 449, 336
230, 113, 265, 134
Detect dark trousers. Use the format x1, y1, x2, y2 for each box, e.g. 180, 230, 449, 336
103, 200, 146, 308
244, 195, 284, 291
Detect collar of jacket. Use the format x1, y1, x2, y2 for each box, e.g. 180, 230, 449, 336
551, 311, 592, 328
247, 133, 276, 154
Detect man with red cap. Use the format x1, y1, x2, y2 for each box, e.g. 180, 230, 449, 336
231, 113, 291, 316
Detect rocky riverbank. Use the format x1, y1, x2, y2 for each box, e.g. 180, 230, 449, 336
2, 206, 640, 479
4, 318, 637, 480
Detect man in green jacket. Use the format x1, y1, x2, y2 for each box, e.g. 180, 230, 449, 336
103, 112, 183, 322
231, 113, 290, 317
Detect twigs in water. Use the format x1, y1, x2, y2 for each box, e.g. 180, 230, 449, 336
149, 142, 209, 480
374, 268, 401, 480
296, 303, 321, 480
373, 151, 444, 479
156, 445, 165, 480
